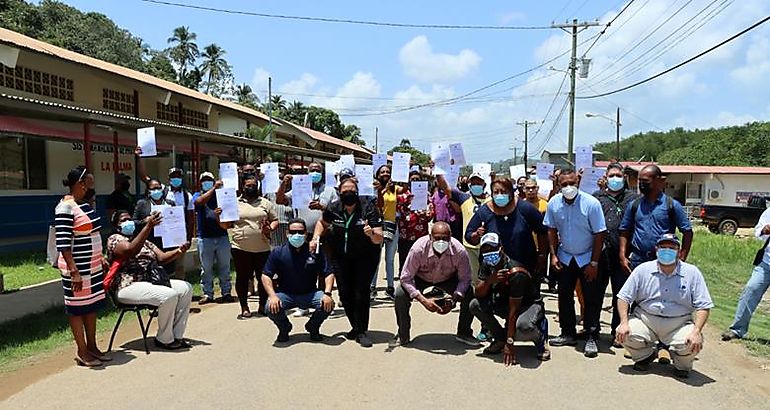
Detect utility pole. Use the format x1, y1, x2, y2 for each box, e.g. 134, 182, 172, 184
513, 147, 518, 165
616, 107, 621, 160
267, 76, 273, 143
516, 120, 541, 169
375, 127, 379, 152
552, 19, 600, 164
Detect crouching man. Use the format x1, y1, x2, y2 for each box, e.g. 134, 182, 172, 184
470, 233, 550, 366
615, 233, 714, 378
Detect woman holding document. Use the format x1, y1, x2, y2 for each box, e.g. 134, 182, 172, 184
372, 164, 404, 299
133, 178, 179, 275
217, 175, 279, 319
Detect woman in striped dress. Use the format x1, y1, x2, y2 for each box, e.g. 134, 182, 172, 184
55, 166, 109, 367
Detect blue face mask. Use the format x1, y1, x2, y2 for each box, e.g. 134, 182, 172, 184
482, 250, 501, 267
469, 184, 484, 196
493, 194, 510, 207
607, 176, 625, 192
656, 248, 679, 265
149, 189, 163, 201
169, 177, 183, 188
288, 233, 306, 248
119, 220, 136, 236
201, 181, 214, 191
309, 171, 322, 184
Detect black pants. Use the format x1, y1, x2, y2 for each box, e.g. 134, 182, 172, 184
600, 247, 628, 335
397, 239, 416, 276
232, 248, 269, 311
335, 254, 379, 335
557, 259, 603, 337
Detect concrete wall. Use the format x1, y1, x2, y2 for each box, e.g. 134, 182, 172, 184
664, 173, 770, 206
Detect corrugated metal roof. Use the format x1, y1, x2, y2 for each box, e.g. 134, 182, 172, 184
594, 161, 770, 175
283, 122, 371, 155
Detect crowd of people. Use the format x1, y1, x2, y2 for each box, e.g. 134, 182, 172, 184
52, 151, 770, 379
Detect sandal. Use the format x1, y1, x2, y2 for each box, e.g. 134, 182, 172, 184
236, 310, 252, 320
74, 356, 102, 367
88, 351, 112, 362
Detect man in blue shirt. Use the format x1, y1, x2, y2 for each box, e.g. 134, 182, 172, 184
193, 172, 233, 305
543, 169, 607, 358
619, 164, 693, 273
616, 233, 713, 379
262, 218, 335, 343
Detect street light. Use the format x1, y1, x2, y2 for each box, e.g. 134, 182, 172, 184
586, 108, 621, 160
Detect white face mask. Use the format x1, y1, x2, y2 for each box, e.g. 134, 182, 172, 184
432, 239, 449, 254
561, 185, 579, 200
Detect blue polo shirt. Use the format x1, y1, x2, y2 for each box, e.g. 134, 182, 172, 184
543, 191, 607, 267
192, 192, 228, 239
618, 260, 714, 317
619, 193, 691, 259
263, 243, 332, 295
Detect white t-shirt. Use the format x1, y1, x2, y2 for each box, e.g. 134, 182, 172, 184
165, 189, 194, 211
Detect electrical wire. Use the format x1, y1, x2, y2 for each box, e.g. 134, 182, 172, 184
581, 0, 637, 58
140, 0, 552, 30
577, 14, 770, 99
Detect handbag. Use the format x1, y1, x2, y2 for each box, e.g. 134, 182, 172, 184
103, 259, 123, 290
147, 260, 172, 287
753, 237, 770, 266
383, 220, 397, 242
46, 225, 59, 267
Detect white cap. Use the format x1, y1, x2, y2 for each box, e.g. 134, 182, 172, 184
480, 232, 499, 248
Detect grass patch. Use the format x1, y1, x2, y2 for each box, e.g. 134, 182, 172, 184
0, 251, 60, 291
689, 231, 770, 358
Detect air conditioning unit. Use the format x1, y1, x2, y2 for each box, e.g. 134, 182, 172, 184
708, 189, 723, 201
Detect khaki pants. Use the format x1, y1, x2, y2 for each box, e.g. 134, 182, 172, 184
465, 247, 480, 285
623, 309, 698, 371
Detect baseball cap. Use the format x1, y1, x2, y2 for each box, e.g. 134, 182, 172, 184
168, 167, 183, 176
115, 173, 131, 181
656, 233, 681, 247
469, 172, 485, 182
480, 232, 500, 248
199, 171, 215, 181
409, 165, 421, 175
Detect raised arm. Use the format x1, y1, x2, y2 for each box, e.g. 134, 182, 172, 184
111, 213, 162, 260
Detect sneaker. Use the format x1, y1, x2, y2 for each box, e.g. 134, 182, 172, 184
483, 340, 506, 355
455, 333, 482, 347
356, 333, 373, 348
345, 330, 358, 340
198, 295, 214, 305
388, 335, 410, 348
549, 335, 578, 347
538, 346, 552, 361
293, 308, 310, 317
276, 324, 292, 343
370, 289, 378, 300
385, 287, 396, 300
305, 323, 322, 342
476, 329, 491, 342
721, 330, 740, 341
657, 348, 671, 365
632, 352, 656, 371
219, 294, 236, 304
673, 368, 690, 379
584, 337, 599, 358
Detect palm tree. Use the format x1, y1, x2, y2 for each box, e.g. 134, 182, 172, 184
199, 43, 229, 95
269, 95, 287, 115
287, 100, 306, 123
399, 138, 412, 148
167, 26, 199, 82
234, 83, 259, 108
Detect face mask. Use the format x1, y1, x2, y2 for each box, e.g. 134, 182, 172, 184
656, 248, 678, 265
340, 190, 359, 206
243, 185, 259, 197
288, 233, 306, 248
120, 181, 130, 191
639, 181, 652, 195
378, 176, 390, 186
493, 194, 510, 208
201, 181, 214, 192
482, 250, 501, 267
119, 220, 136, 236
561, 185, 578, 200
149, 189, 163, 201
83, 188, 96, 201
432, 239, 449, 254
607, 176, 625, 192
170, 177, 183, 188
469, 184, 484, 196
309, 171, 322, 184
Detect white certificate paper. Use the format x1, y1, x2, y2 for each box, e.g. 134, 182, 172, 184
215, 188, 240, 222
579, 167, 602, 193
160, 206, 186, 248
291, 174, 313, 210
509, 164, 526, 180
219, 162, 238, 190
538, 179, 553, 199
324, 160, 338, 187
449, 143, 466, 166
431, 142, 451, 175
391, 152, 411, 183
410, 181, 429, 211
446, 164, 460, 188
372, 153, 388, 175
137, 127, 157, 157
339, 154, 356, 173
260, 162, 280, 194
536, 163, 554, 180
355, 165, 374, 196
576, 146, 593, 171
150, 204, 169, 237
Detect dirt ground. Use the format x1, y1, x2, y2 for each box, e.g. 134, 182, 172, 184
2, 278, 769, 409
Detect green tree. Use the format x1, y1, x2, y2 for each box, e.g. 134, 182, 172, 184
167, 26, 199, 84
199, 43, 232, 96
144, 50, 177, 82
286, 100, 307, 124
233, 83, 259, 109
389, 138, 429, 165
268, 94, 288, 118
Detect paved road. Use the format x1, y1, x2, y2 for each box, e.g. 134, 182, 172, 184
2, 281, 769, 409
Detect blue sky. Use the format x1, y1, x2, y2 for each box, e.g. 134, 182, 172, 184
60, 0, 770, 162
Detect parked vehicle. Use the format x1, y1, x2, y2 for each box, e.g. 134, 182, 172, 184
699, 195, 768, 235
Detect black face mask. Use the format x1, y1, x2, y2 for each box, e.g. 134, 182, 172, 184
639, 181, 652, 195
83, 188, 96, 201
340, 191, 359, 206
120, 181, 130, 191
242, 171, 256, 180
243, 185, 259, 197
378, 176, 390, 186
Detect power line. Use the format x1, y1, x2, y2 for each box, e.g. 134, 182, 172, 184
140, 0, 552, 30
578, 14, 770, 99
581, 0, 637, 58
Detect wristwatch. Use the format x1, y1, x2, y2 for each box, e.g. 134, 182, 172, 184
506, 337, 514, 345
323, 291, 333, 297
589, 261, 599, 268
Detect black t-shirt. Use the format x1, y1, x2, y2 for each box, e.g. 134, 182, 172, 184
593, 189, 639, 250
479, 256, 540, 310
322, 197, 382, 260
106, 190, 134, 213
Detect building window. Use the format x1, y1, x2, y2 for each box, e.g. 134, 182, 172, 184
157, 102, 179, 123
102, 88, 134, 114
0, 64, 74, 101
0, 135, 47, 190
181, 107, 208, 128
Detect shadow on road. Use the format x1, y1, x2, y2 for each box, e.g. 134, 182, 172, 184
618, 363, 716, 387
118, 337, 211, 354
474, 345, 543, 369
405, 333, 482, 356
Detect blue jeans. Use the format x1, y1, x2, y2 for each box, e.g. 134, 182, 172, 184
265, 291, 330, 333
372, 225, 398, 289
729, 262, 770, 338
198, 236, 232, 298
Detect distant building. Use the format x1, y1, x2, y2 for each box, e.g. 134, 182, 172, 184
541, 149, 604, 170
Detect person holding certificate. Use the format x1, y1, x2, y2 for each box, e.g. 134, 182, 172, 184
372, 164, 405, 300
133, 178, 178, 275
397, 169, 433, 275
216, 175, 278, 319
193, 172, 234, 305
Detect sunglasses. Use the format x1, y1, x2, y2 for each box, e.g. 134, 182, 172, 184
288, 230, 306, 235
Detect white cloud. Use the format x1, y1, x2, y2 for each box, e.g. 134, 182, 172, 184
279, 73, 319, 95
398, 36, 481, 83
497, 11, 526, 25
251, 67, 271, 88
730, 35, 770, 85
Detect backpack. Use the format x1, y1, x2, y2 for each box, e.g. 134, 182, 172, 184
628, 195, 677, 234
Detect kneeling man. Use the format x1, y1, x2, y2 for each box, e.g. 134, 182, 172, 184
262, 218, 335, 343
391, 222, 478, 347
470, 233, 550, 366
615, 233, 713, 378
